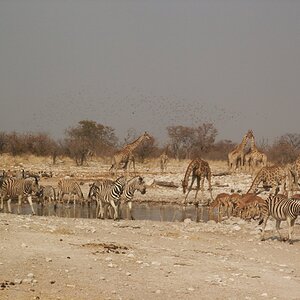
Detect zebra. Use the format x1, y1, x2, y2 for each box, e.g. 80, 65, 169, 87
88, 176, 146, 220
57, 179, 84, 207
120, 176, 146, 220
88, 178, 114, 212
0, 177, 40, 215
94, 176, 126, 220
37, 185, 56, 206
259, 194, 300, 244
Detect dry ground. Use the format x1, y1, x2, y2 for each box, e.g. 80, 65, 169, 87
0, 155, 300, 300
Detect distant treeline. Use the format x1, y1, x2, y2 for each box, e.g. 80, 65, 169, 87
0, 120, 299, 165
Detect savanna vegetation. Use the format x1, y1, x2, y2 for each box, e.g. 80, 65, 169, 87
0, 120, 300, 165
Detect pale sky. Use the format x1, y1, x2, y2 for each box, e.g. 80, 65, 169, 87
0, 0, 299, 144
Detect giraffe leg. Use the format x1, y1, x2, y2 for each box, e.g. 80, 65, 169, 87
194, 177, 200, 201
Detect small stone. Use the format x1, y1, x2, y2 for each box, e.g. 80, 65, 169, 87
27, 273, 34, 279
46, 257, 52, 262
126, 272, 131, 276
14, 279, 22, 284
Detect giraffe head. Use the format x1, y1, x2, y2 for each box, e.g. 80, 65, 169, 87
143, 131, 151, 141
246, 130, 254, 139
182, 180, 188, 194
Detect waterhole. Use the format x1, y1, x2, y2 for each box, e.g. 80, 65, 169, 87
2, 202, 219, 222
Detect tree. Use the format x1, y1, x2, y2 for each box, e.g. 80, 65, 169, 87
167, 123, 218, 160
267, 133, 300, 164
64, 120, 117, 165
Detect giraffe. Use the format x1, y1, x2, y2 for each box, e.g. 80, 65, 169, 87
243, 130, 267, 173
287, 155, 300, 194
228, 130, 252, 172
159, 147, 169, 173
109, 132, 151, 174
181, 158, 213, 204
246, 165, 289, 195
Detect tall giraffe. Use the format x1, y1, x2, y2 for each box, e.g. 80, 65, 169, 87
228, 130, 252, 172
244, 130, 267, 173
182, 158, 213, 204
109, 132, 151, 174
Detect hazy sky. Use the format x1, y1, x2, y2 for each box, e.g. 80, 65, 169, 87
0, 0, 299, 144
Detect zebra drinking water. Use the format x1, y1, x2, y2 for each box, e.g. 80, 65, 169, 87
57, 179, 84, 207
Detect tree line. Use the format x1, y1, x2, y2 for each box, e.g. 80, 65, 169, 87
0, 120, 299, 165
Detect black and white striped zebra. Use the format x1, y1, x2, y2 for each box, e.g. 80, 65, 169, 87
57, 179, 84, 206
121, 176, 146, 220
37, 185, 56, 206
0, 177, 39, 215
259, 194, 300, 244
88, 176, 146, 220
95, 176, 126, 220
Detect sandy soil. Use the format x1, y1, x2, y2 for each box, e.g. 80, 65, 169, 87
0, 156, 300, 300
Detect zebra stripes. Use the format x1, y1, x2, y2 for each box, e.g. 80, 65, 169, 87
88, 176, 146, 220
57, 179, 84, 206
0, 177, 39, 215
259, 194, 300, 244
121, 176, 146, 220
37, 185, 56, 206
89, 176, 126, 220
100, 176, 126, 220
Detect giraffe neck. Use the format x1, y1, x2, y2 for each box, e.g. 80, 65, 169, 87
124, 135, 146, 152
240, 135, 248, 149
183, 160, 198, 186
250, 137, 257, 151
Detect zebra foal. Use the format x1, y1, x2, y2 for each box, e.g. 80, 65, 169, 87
0, 177, 39, 215
259, 194, 300, 244
57, 179, 85, 207
37, 185, 56, 206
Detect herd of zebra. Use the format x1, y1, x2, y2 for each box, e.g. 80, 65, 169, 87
1, 160, 300, 244
0, 174, 147, 221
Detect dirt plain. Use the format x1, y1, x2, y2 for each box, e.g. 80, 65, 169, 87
0, 155, 300, 300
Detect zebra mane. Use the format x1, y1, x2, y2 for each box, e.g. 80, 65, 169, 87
127, 176, 143, 185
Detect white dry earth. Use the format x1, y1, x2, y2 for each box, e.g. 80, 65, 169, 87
0, 155, 300, 300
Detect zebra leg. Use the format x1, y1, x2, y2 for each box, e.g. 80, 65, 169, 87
287, 218, 296, 244
7, 198, 12, 213
260, 215, 270, 241
275, 220, 283, 241
0, 196, 4, 211
17, 195, 22, 214
98, 200, 104, 219
127, 201, 134, 220
110, 200, 119, 220
27, 195, 36, 215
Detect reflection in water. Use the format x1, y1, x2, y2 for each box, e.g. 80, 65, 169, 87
3, 202, 218, 223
